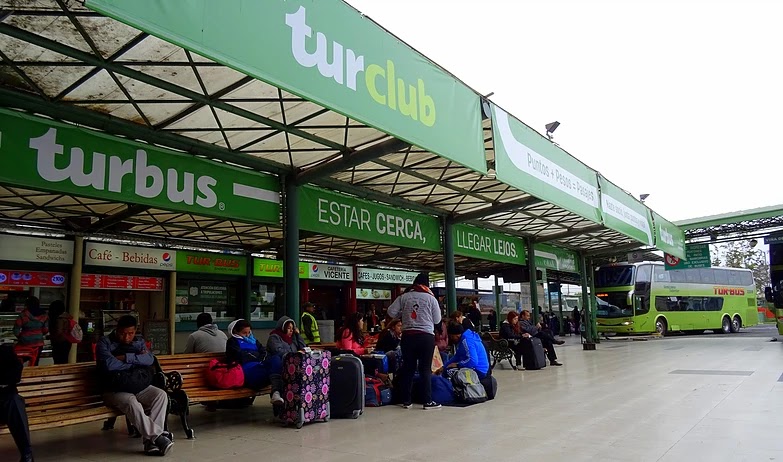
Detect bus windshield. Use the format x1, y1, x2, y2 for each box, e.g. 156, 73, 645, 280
596, 293, 633, 318
595, 265, 635, 288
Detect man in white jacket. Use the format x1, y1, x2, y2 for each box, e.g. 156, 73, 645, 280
184, 313, 228, 354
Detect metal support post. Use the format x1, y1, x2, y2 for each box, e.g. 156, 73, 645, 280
527, 239, 539, 324
244, 256, 253, 321
580, 252, 596, 350
284, 177, 300, 324
443, 218, 457, 314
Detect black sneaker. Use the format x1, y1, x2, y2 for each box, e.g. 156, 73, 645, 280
144, 440, 161, 456
400, 402, 413, 409
423, 401, 442, 410
154, 434, 174, 456
550, 361, 563, 366
20, 452, 34, 462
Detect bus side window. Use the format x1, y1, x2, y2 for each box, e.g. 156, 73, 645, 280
670, 270, 687, 283
714, 270, 729, 285
699, 269, 715, 285
728, 270, 741, 286
654, 266, 670, 283
739, 272, 753, 287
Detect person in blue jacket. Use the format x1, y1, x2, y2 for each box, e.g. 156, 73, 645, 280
443, 322, 490, 379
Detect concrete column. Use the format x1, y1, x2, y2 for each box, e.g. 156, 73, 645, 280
443, 218, 457, 314
168, 271, 176, 355
67, 236, 83, 364
527, 239, 539, 324
284, 178, 300, 323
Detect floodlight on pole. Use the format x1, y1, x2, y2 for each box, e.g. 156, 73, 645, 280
545, 121, 560, 140
639, 194, 650, 202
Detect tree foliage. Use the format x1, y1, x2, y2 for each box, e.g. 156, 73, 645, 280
711, 241, 770, 296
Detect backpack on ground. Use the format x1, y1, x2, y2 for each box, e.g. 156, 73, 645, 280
450, 368, 487, 404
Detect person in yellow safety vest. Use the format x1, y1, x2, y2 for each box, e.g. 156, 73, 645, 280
300, 302, 321, 344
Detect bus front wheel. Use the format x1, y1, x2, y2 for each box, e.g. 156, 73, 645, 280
655, 318, 667, 337
730, 316, 741, 333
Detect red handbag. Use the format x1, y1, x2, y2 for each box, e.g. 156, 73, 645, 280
206, 358, 244, 389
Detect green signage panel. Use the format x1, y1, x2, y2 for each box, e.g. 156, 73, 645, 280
176, 251, 247, 276
664, 243, 711, 270
453, 224, 525, 265
491, 104, 602, 223
86, 0, 487, 174
533, 244, 580, 273
598, 176, 654, 246
299, 186, 441, 252
253, 259, 310, 279
0, 109, 280, 224
653, 211, 686, 260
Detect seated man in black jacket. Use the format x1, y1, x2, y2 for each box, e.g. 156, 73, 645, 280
0, 344, 33, 462
520, 310, 564, 366
96, 315, 173, 456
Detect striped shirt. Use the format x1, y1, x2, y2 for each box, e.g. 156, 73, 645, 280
14, 309, 49, 347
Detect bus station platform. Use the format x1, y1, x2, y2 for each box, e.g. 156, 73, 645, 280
3, 328, 782, 462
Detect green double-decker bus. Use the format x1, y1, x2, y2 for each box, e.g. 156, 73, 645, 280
595, 262, 757, 336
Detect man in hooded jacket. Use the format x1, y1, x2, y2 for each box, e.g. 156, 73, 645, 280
184, 313, 228, 353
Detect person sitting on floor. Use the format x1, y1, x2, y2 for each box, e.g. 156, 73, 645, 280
499, 311, 525, 369
226, 319, 284, 409
519, 309, 564, 366
266, 316, 306, 416
337, 312, 366, 355
449, 310, 475, 333
96, 315, 173, 456
0, 344, 33, 462
184, 313, 228, 354
441, 322, 490, 380
375, 318, 401, 353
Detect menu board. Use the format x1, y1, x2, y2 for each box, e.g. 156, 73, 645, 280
144, 320, 171, 356
0, 270, 67, 287
81, 274, 164, 291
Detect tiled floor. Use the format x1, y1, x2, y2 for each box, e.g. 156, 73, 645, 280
4, 327, 783, 462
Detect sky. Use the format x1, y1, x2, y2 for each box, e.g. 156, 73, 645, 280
346, 0, 783, 222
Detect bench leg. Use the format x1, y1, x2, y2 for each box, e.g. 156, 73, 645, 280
168, 389, 194, 439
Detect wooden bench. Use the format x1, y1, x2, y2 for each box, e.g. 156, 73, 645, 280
152, 352, 270, 439
0, 363, 122, 436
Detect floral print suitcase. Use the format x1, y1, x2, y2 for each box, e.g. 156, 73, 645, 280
282, 349, 331, 428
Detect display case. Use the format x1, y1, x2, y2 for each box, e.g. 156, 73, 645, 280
0, 313, 16, 345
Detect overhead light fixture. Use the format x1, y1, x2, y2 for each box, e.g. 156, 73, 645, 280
639, 193, 650, 202
750, 239, 758, 248
545, 121, 560, 140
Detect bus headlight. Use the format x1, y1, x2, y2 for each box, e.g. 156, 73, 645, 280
621, 321, 634, 326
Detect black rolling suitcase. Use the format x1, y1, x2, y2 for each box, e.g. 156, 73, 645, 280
521, 337, 547, 370
329, 354, 364, 418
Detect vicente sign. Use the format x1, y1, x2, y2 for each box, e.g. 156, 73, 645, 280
176, 251, 246, 276
86, 0, 487, 174
0, 109, 280, 225
453, 224, 525, 265
85, 242, 176, 271
491, 105, 602, 223
306, 263, 353, 281
0, 234, 74, 264
300, 186, 441, 252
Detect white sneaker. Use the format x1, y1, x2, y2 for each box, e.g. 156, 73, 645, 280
271, 391, 284, 404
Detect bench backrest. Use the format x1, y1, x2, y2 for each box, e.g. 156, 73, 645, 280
17, 363, 105, 414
